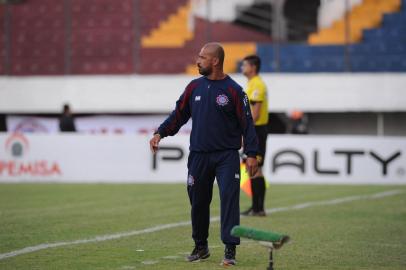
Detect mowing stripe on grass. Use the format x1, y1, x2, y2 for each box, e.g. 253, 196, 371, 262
0, 189, 402, 261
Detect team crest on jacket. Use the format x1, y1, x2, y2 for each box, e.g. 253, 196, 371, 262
187, 174, 195, 186
216, 94, 229, 106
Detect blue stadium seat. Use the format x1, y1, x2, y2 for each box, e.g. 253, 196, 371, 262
350, 55, 406, 72
382, 13, 406, 26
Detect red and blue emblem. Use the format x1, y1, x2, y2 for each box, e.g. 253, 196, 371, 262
216, 94, 229, 106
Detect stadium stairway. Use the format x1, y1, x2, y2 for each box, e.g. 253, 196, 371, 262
232, 0, 320, 42
139, 0, 188, 39
233, 1, 273, 36
141, 0, 193, 48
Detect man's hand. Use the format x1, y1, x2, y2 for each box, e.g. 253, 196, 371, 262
245, 157, 258, 177
149, 134, 161, 154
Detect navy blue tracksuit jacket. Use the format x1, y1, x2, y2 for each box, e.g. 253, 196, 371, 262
157, 75, 258, 246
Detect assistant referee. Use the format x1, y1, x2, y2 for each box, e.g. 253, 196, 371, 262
241, 55, 269, 217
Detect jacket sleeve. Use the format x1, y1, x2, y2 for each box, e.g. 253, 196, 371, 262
237, 91, 258, 158
156, 82, 195, 138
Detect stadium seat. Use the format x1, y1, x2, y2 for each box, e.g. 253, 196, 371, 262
6, 0, 66, 75
0, 5, 6, 75
68, 0, 135, 74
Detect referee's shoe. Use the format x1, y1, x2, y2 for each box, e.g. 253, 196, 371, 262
186, 245, 210, 262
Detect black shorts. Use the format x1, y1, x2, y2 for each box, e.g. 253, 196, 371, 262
255, 125, 268, 167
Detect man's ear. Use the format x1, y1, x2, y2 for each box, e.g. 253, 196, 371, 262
212, 57, 220, 67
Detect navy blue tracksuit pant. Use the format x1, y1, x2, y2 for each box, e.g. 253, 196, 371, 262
187, 150, 240, 247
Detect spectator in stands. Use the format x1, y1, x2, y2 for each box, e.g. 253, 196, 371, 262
240, 55, 268, 217
59, 104, 76, 132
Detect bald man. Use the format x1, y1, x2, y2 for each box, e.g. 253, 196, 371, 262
150, 43, 258, 266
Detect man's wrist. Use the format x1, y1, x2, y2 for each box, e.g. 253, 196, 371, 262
153, 131, 161, 139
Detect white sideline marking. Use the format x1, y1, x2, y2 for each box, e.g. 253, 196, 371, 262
265, 189, 402, 215
141, 260, 158, 265
162, 255, 181, 260
120, 266, 136, 270
0, 189, 402, 261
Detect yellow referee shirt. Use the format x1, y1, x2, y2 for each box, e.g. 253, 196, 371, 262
245, 75, 269, 126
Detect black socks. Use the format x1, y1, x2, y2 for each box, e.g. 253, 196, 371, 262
250, 176, 266, 212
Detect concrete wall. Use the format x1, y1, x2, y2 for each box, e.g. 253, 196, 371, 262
1, 73, 406, 113
306, 112, 406, 136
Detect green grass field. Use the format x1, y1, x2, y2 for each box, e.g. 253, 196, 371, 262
0, 184, 405, 270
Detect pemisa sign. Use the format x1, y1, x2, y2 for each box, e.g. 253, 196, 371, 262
0, 133, 62, 178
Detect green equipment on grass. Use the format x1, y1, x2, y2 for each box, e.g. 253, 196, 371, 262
231, 225, 290, 270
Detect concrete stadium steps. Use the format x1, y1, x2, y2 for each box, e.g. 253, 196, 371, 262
141, 1, 193, 48
139, 0, 188, 37
233, 2, 273, 36
308, 0, 402, 45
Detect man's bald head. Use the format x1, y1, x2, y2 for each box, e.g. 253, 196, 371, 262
196, 42, 226, 77
202, 42, 224, 67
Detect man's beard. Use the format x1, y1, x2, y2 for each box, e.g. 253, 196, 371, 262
198, 66, 212, 76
